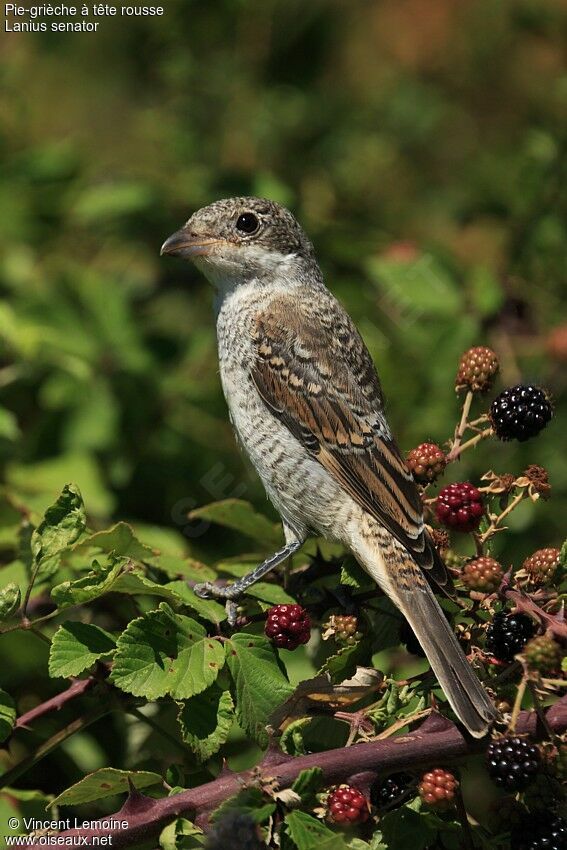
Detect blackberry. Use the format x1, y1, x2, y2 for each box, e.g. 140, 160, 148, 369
456, 346, 499, 393
326, 614, 362, 646
435, 482, 485, 533
524, 634, 563, 674
327, 785, 370, 825
485, 611, 535, 662
486, 736, 541, 791
523, 547, 561, 587
264, 604, 311, 650
371, 773, 413, 811
510, 813, 566, 850
418, 768, 458, 811
461, 557, 503, 593
490, 385, 553, 442
406, 443, 447, 484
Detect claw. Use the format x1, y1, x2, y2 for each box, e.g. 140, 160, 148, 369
194, 582, 215, 599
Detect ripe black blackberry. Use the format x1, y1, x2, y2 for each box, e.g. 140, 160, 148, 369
510, 813, 566, 850
371, 773, 413, 811
485, 611, 535, 662
486, 736, 541, 791
490, 385, 553, 442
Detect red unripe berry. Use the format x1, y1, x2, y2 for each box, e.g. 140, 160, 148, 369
327, 785, 370, 825
461, 557, 503, 593
418, 768, 459, 811
406, 443, 447, 484
436, 482, 484, 533
264, 604, 311, 650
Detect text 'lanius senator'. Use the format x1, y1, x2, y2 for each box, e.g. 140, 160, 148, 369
161, 197, 497, 737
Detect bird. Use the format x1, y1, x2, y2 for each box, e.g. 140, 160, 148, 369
161, 196, 497, 738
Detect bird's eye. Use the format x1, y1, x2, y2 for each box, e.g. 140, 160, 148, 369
236, 212, 260, 234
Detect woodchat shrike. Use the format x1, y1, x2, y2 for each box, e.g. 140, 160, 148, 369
161, 197, 497, 738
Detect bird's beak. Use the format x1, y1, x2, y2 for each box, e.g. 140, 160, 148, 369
160, 227, 218, 259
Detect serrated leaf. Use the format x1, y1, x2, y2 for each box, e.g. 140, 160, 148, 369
31, 483, 87, 576
110, 603, 225, 700
48, 621, 116, 679
340, 559, 373, 591
51, 557, 123, 607
50, 768, 162, 807
165, 581, 227, 624
51, 559, 182, 609
321, 638, 373, 682
245, 582, 297, 605
291, 768, 324, 805
177, 686, 234, 762
225, 632, 294, 747
160, 818, 206, 850
189, 500, 281, 547
211, 787, 276, 826
0, 583, 21, 621
379, 804, 435, 850
72, 522, 156, 562
0, 689, 16, 742
285, 811, 349, 850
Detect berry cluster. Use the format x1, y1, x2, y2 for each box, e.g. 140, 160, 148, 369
522, 547, 561, 587
486, 736, 540, 791
456, 346, 499, 393
327, 614, 362, 646
406, 443, 447, 484
371, 773, 412, 812
490, 385, 553, 442
524, 634, 562, 674
326, 785, 369, 825
485, 611, 535, 662
436, 482, 484, 532
418, 768, 458, 810
461, 557, 503, 593
264, 604, 311, 650
511, 815, 567, 850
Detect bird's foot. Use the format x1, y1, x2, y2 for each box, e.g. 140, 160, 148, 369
194, 582, 241, 627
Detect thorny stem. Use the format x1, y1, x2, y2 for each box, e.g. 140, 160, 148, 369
21, 560, 42, 622
14, 678, 98, 730
526, 679, 556, 741
0, 608, 61, 636
479, 490, 527, 545
447, 428, 493, 461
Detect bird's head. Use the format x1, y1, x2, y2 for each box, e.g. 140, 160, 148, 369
160, 197, 318, 291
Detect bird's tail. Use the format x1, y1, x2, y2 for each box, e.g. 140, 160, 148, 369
353, 528, 498, 738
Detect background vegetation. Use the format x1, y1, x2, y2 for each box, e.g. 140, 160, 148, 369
0, 0, 565, 845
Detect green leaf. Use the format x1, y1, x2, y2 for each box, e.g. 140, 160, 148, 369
72, 522, 156, 562
177, 686, 234, 762
340, 559, 374, 591
160, 818, 206, 850
31, 484, 87, 576
379, 804, 435, 850
245, 582, 297, 605
51, 559, 182, 608
285, 811, 348, 850
0, 407, 19, 442
110, 603, 225, 700
165, 581, 227, 624
225, 632, 294, 747
51, 557, 123, 608
48, 621, 116, 679
50, 768, 162, 807
211, 787, 276, 826
0, 582, 21, 621
0, 689, 16, 743
189, 500, 281, 546
321, 638, 373, 682
291, 768, 324, 806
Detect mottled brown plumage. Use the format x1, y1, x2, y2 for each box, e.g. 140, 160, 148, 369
161, 196, 497, 737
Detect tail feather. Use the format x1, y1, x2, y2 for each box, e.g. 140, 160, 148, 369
354, 525, 498, 738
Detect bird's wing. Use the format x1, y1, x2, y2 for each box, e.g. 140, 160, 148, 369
251, 294, 449, 587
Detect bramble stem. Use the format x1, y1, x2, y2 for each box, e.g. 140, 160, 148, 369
509, 675, 527, 733
447, 391, 474, 461
448, 428, 493, 461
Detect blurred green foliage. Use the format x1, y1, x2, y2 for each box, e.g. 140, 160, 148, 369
0, 0, 566, 820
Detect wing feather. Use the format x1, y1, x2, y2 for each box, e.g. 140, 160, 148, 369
251, 295, 450, 588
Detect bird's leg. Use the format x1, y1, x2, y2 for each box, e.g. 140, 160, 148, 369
194, 536, 304, 625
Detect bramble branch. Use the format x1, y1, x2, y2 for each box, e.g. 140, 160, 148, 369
25, 698, 567, 848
